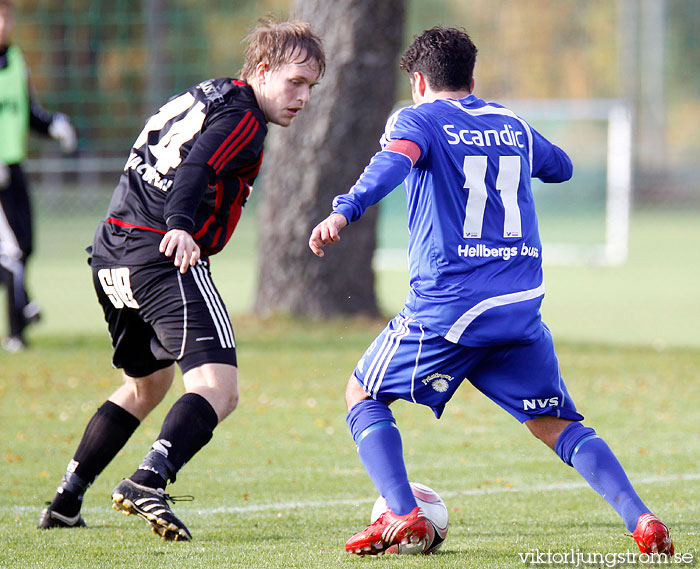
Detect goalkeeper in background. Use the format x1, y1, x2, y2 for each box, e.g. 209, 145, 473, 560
0, 0, 77, 352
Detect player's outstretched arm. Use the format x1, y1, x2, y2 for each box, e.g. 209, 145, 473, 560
308, 213, 348, 257
309, 140, 418, 258
159, 229, 201, 273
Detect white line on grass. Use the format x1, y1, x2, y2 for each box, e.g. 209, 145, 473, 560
13, 472, 698, 516
198, 472, 700, 515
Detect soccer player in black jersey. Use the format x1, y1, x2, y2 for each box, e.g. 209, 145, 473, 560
38, 18, 325, 540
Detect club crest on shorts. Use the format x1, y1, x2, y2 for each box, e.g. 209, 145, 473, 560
422, 373, 454, 393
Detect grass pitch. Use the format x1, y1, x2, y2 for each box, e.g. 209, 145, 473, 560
1, 200, 698, 567
2, 318, 699, 568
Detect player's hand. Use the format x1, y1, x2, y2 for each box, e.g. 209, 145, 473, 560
308, 213, 348, 257
159, 229, 201, 273
0, 163, 10, 190
48, 113, 78, 153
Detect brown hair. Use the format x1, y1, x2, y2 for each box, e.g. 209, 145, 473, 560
239, 17, 325, 82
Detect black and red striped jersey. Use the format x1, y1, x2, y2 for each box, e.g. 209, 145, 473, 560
91, 78, 267, 266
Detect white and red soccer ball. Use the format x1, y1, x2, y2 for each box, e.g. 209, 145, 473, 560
370, 482, 449, 554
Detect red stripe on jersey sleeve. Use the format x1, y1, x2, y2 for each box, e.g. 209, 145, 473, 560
212, 117, 258, 173
213, 120, 259, 174
236, 150, 263, 180
224, 182, 250, 242
208, 112, 253, 168
211, 226, 223, 247
384, 139, 422, 165
193, 181, 224, 240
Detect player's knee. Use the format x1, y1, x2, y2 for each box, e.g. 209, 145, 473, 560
122, 365, 175, 414
183, 363, 239, 421
138, 386, 168, 410
525, 416, 572, 450
220, 383, 239, 417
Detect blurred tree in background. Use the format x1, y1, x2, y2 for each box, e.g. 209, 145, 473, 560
255, 0, 405, 318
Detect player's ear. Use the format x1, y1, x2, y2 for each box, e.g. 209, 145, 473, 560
413, 72, 426, 97
470, 77, 475, 93
255, 61, 269, 84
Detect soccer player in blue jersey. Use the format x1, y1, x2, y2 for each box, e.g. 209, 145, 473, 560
309, 26, 673, 556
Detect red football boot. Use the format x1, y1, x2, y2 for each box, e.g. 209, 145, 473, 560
345, 506, 434, 556
631, 513, 674, 555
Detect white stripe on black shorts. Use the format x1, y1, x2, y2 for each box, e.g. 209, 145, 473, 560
92, 259, 237, 377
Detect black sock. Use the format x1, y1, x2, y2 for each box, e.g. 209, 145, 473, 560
50, 401, 140, 516
130, 393, 218, 489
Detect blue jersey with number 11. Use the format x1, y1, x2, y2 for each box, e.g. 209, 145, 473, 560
340, 95, 572, 346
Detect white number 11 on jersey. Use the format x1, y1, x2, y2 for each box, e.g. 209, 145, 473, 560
462, 154, 522, 239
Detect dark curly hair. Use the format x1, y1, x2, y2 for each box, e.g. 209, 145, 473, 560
400, 27, 477, 92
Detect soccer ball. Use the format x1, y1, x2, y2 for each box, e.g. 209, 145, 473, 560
370, 482, 449, 554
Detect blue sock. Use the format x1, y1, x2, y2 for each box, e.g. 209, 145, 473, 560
346, 399, 417, 516
555, 422, 649, 532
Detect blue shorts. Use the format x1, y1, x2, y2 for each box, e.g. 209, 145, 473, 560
353, 311, 584, 422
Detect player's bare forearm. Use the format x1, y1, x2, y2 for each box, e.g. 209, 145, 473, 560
308, 213, 348, 257
159, 229, 201, 273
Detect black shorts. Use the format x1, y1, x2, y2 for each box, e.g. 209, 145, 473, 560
92, 260, 237, 377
